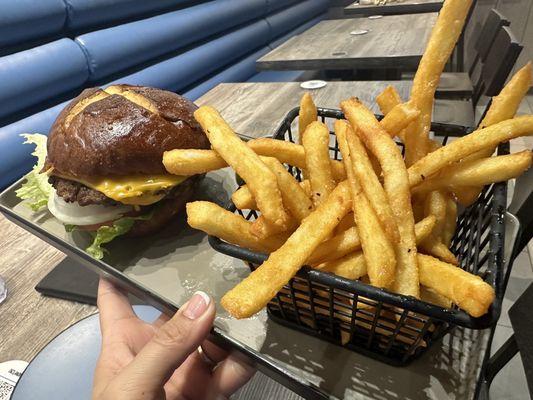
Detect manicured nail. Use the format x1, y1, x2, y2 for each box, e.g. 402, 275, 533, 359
183, 291, 211, 320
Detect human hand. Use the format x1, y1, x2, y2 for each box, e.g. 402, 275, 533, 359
92, 279, 255, 400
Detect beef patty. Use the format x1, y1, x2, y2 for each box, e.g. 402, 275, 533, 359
49, 175, 198, 207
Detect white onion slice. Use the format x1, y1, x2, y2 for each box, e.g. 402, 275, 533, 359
47, 191, 132, 226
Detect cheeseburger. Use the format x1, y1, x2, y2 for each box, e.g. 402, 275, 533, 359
18, 84, 209, 258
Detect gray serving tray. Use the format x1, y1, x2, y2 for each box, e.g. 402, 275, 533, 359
0, 170, 520, 400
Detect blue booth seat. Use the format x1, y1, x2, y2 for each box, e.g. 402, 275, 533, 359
183, 47, 271, 100
0, 0, 66, 49
108, 20, 270, 92
266, 0, 300, 13
269, 15, 324, 49
76, 0, 268, 81
266, 0, 329, 41
0, 101, 68, 189
63, 0, 191, 31
0, 39, 89, 120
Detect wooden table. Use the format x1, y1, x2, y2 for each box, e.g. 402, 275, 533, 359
196, 81, 411, 138
256, 14, 437, 71
344, 0, 443, 16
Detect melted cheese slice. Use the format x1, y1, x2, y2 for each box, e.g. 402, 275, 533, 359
57, 174, 187, 206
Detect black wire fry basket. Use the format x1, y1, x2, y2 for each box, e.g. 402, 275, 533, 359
209, 107, 509, 366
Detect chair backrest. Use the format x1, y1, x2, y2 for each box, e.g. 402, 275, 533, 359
472, 25, 522, 105
467, 9, 509, 77
508, 165, 533, 257
474, 9, 510, 64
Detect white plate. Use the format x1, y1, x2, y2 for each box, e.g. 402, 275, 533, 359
300, 80, 328, 90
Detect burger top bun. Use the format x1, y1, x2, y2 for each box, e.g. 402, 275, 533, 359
46, 84, 209, 178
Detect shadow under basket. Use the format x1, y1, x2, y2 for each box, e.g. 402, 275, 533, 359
209, 107, 509, 366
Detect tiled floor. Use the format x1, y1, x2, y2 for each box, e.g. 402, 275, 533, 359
490, 249, 532, 400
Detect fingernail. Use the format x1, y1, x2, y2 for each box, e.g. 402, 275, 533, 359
183, 291, 211, 320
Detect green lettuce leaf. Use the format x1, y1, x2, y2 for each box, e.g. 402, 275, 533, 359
86, 211, 154, 260
15, 134, 53, 211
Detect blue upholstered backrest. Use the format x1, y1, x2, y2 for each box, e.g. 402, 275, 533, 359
0, 0, 329, 189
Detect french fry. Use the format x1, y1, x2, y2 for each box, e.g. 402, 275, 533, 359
231, 185, 257, 210
221, 181, 352, 318
165, 139, 347, 180
248, 138, 305, 167
418, 254, 495, 317
419, 191, 458, 265
249, 214, 297, 238
376, 85, 403, 115
163, 149, 226, 175
250, 138, 347, 181
412, 151, 533, 194
318, 215, 436, 279
303, 121, 336, 205
250, 157, 315, 238
341, 98, 419, 298
300, 179, 312, 198
424, 191, 447, 238
403, 0, 473, 165
420, 287, 453, 308
453, 63, 532, 204
309, 215, 435, 266
260, 157, 314, 221
335, 120, 396, 288
334, 213, 355, 234
345, 126, 400, 243
442, 196, 457, 247
317, 252, 367, 280
407, 116, 533, 187
233, 180, 311, 210
453, 188, 480, 207
478, 62, 533, 137
421, 242, 458, 265
299, 92, 318, 143
415, 215, 437, 243
194, 106, 289, 227
379, 102, 420, 138
186, 202, 287, 253
320, 253, 493, 317
308, 226, 360, 265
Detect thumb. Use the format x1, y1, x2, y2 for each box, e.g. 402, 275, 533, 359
112, 291, 215, 395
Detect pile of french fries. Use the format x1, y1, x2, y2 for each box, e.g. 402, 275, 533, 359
163, 0, 532, 322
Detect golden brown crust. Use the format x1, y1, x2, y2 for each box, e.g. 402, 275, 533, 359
47, 85, 209, 178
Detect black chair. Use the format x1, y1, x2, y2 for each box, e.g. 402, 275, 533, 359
436, 9, 510, 99
432, 25, 523, 130
474, 166, 533, 399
